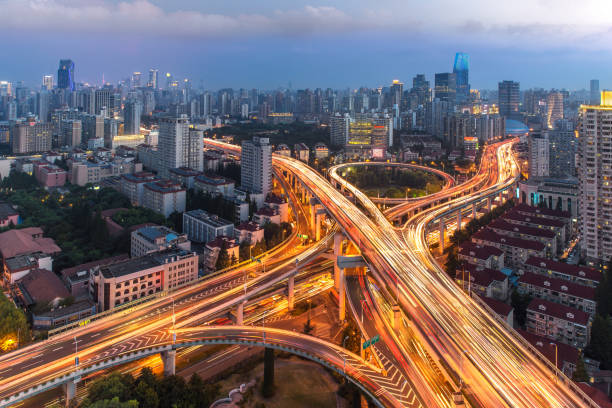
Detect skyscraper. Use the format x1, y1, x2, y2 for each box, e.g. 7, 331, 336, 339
329, 114, 350, 146
549, 119, 576, 178
57, 59, 75, 91
390, 80, 403, 108
578, 91, 612, 265
453, 52, 470, 104
434, 73, 456, 105
546, 92, 564, 129
590, 80, 600, 105
498, 80, 520, 119
528, 131, 549, 178
42, 75, 53, 91
131, 72, 141, 88
241, 137, 272, 200
124, 100, 142, 135
148, 69, 159, 89
411, 74, 430, 106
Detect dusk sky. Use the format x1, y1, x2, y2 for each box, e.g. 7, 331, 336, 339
2, 0, 611, 90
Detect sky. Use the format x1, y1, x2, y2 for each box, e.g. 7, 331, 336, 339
1, 0, 611, 90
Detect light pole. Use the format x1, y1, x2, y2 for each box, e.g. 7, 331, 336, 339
550, 342, 558, 383
74, 336, 78, 368
262, 310, 267, 344
342, 335, 349, 380
172, 297, 176, 344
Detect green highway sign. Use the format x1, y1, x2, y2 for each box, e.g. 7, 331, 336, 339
298, 234, 309, 239
362, 334, 380, 350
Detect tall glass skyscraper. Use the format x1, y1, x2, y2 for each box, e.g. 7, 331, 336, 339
453, 52, 470, 104
57, 59, 75, 91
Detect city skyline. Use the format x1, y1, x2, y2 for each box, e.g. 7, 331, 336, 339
1, 0, 611, 89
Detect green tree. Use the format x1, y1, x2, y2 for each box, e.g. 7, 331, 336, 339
572, 354, 590, 382
215, 246, 230, 270
262, 347, 275, 398
511, 291, 532, 329
0, 290, 30, 351
585, 314, 612, 369
157, 375, 188, 408
84, 397, 139, 408
86, 373, 135, 403
132, 381, 158, 408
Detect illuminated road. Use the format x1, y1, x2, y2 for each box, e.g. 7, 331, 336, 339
271, 141, 597, 408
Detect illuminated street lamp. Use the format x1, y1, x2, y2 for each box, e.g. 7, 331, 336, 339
550, 343, 558, 383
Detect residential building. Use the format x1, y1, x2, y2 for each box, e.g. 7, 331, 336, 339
578, 93, 612, 264
205, 236, 239, 267
498, 80, 520, 119
458, 241, 505, 269
90, 249, 198, 311
488, 218, 558, 256
194, 174, 235, 197
60, 254, 130, 298
455, 263, 509, 300
124, 100, 142, 135
168, 167, 201, 189
142, 180, 186, 217
11, 120, 53, 154
471, 228, 546, 268
0, 202, 19, 228
70, 159, 143, 187
294, 143, 309, 162
131, 225, 190, 258
518, 177, 579, 219
60, 119, 82, 147
36, 164, 67, 188
546, 92, 564, 129
481, 297, 514, 327
120, 172, 158, 206
234, 221, 264, 245
157, 114, 203, 178
313, 142, 329, 159
329, 114, 350, 146
265, 194, 289, 223
523, 256, 601, 288
241, 137, 272, 205
518, 272, 596, 314
549, 119, 576, 178
526, 298, 591, 348
275, 144, 291, 157
253, 207, 281, 226
183, 209, 234, 244
528, 131, 549, 178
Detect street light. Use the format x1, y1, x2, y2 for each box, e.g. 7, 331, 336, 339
550, 342, 558, 383
342, 335, 349, 380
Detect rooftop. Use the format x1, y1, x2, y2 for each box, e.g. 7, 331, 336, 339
503, 208, 565, 228
144, 179, 185, 194
134, 225, 182, 243
0, 202, 18, 220
527, 298, 590, 326
525, 256, 601, 283
519, 272, 596, 301
489, 218, 556, 239
60, 254, 130, 281
195, 174, 234, 186
169, 167, 201, 177
458, 241, 504, 260
514, 203, 571, 220
481, 297, 513, 317
236, 221, 261, 232
206, 236, 238, 249
458, 263, 507, 287
0, 228, 61, 259
100, 248, 193, 279
184, 209, 233, 227
516, 329, 579, 369
122, 172, 157, 183
17, 268, 69, 305
472, 228, 546, 252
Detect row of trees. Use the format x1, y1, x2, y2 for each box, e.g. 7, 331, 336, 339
344, 166, 443, 197
81, 367, 219, 408
584, 258, 612, 370
0, 290, 30, 352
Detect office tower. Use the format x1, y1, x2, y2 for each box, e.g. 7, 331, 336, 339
329, 114, 350, 146
528, 131, 549, 178
148, 69, 159, 89
579, 92, 612, 264
434, 73, 456, 105
42, 75, 53, 91
37, 91, 51, 123
453, 52, 470, 104
143, 91, 156, 115
124, 100, 142, 135
61, 119, 82, 147
104, 118, 118, 146
95, 89, 112, 117
0, 81, 11, 96
6, 101, 17, 121
474, 114, 505, 143
590, 80, 600, 105
241, 137, 272, 199
131, 72, 141, 88
157, 114, 203, 178
549, 119, 576, 178
81, 114, 104, 140
57, 59, 75, 91
546, 92, 564, 129
411, 74, 431, 107
11, 120, 53, 153
390, 80, 403, 108
165, 73, 173, 89
498, 80, 520, 119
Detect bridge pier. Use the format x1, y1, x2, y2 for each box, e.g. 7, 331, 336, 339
457, 211, 462, 232
499, 191, 503, 204
333, 233, 344, 291
315, 209, 326, 241
439, 221, 445, 253
237, 301, 245, 325
472, 203, 476, 219
392, 304, 402, 333
161, 349, 176, 376
339, 266, 346, 322
487, 197, 492, 212
288, 275, 295, 311
63, 380, 76, 407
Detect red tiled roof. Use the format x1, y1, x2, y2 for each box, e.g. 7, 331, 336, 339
504, 208, 565, 228
60, 254, 130, 279
527, 298, 590, 326
525, 257, 601, 283
236, 222, 261, 232
519, 272, 596, 301
516, 329, 579, 369
0, 229, 61, 259
17, 268, 69, 304
490, 218, 556, 239
458, 263, 507, 287
473, 228, 546, 251
206, 236, 238, 249
265, 194, 287, 205
513, 203, 571, 219
481, 297, 513, 317
576, 383, 612, 408
255, 207, 277, 216
458, 241, 504, 260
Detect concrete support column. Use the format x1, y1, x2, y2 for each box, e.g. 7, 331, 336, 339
392, 304, 402, 333
439, 221, 445, 253
457, 211, 462, 232
472, 203, 477, 219
333, 233, 343, 291
288, 275, 295, 311
487, 197, 492, 212
63, 380, 76, 407
499, 191, 503, 204
237, 301, 244, 325
161, 350, 176, 376
315, 212, 324, 241
339, 267, 346, 322
360, 335, 366, 359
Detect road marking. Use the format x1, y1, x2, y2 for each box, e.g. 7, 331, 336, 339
52, 347, 63, 351
0, 368, 11, 375
91, 333, 101, 338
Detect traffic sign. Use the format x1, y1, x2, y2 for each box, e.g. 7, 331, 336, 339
362, 334, 380, 350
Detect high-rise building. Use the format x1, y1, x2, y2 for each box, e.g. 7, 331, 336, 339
578, 91, 612, 264
549, 119, 576, 178
57, 59, 75, 91
590, 80, 600, 105
390, 80, 403, 108
528, 131, 549, 178
241, 137, 272, 199
148, 69, 159, 89
498, 80, 520, 119
42, 75, 53, 91
329, 114, 350, 146
61, 119, 82, 147
411, 74, 430, 107
434, 73, 456, 105
131, 72, 141, 88
453, 52, 470, 104
11, 119, 53, 153
36, 91, 51, 123
124, 100, 142, 135
546, 92, 564, 129
157, 114, 203, 178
